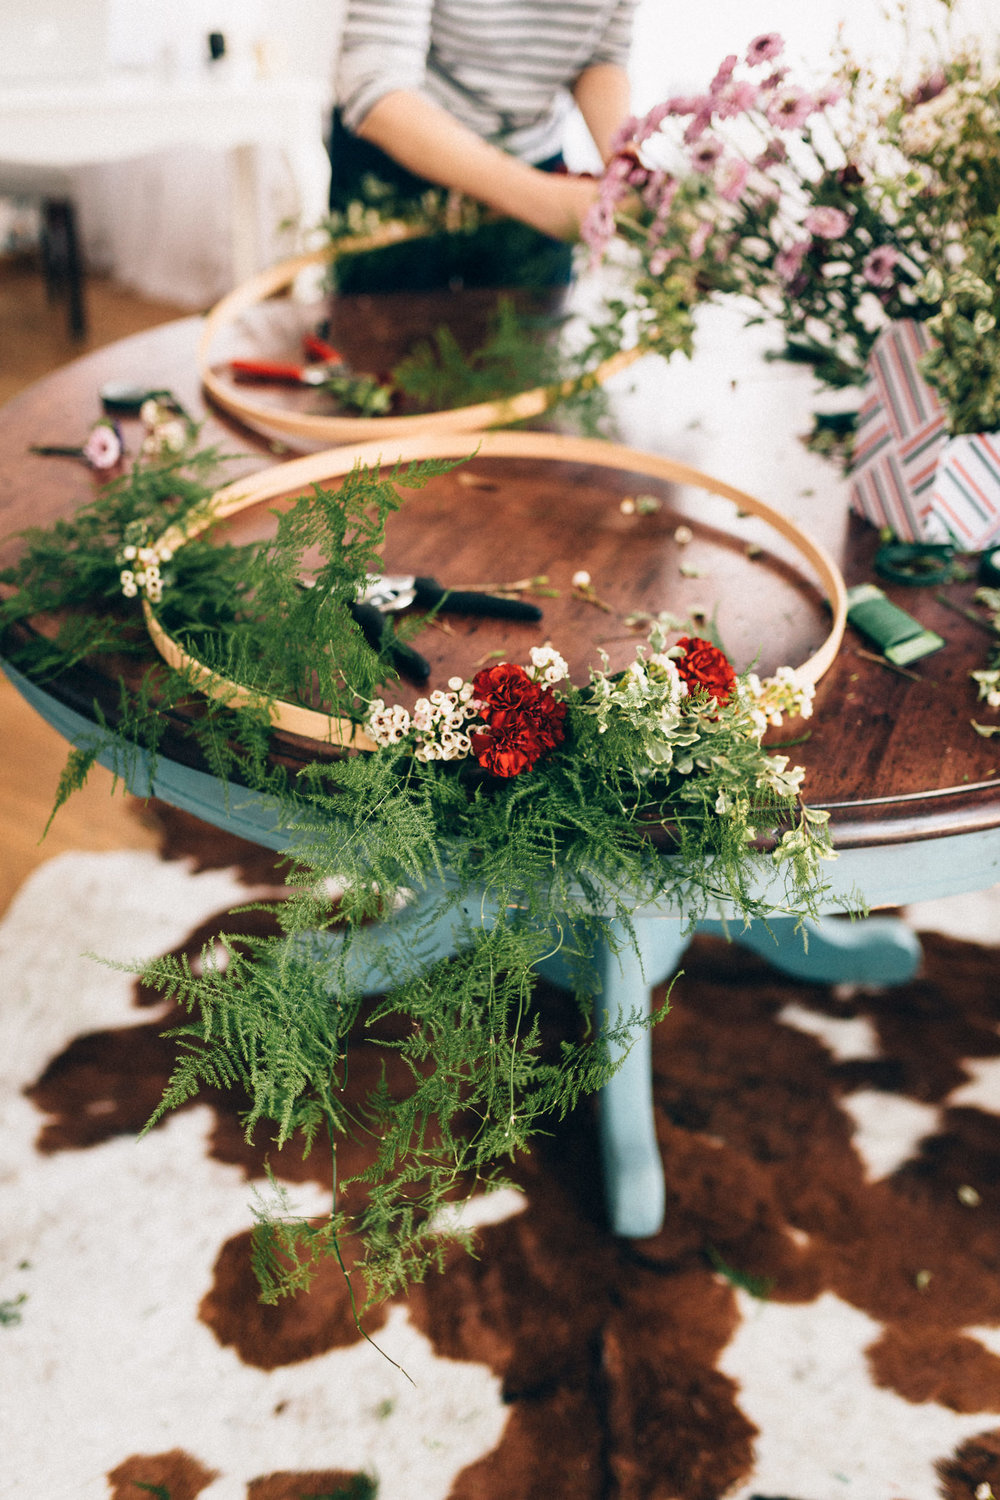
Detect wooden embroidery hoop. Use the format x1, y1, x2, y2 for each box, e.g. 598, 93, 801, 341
142, 428, 848, 753
196, 233, 644, 447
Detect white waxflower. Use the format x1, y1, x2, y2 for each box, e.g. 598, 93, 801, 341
745, 668, 814, 726
528, 645, 568, 685
412, 698, 434, 732
366, 699, 413, 746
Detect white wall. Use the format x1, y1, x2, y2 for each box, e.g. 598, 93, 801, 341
629, 0, 998, 107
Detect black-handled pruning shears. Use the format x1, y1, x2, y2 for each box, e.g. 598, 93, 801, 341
350, 574, 543, 683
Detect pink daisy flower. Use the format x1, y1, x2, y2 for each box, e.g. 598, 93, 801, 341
746, 33, 784, 66
709, 55, 738, 96
643, 171, 678, 217
755, 139, 788, 169
910, 68, 947, 105
761, 67, 790, 92
815, 84, 845, 109
715, 80, 761, 119
803, 205, 851, 239
862, 245, 900, 287
766, 88, 818, 130
633, 101, 671, 140
690, 137, 724, 173
775, 240, 810, 282
717, 157, 751, 202
663, 93, 712, 119
610, 116, 642, 151
682, 105, 715, 145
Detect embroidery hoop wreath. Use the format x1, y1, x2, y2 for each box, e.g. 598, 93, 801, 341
141, 427, 847, 748
196, 234, 645, 446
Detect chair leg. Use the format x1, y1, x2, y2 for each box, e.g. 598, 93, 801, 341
41, 198, 87, 340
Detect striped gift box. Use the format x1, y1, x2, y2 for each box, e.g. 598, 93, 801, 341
929, 433, 1000, 550
847, 320, 949, 541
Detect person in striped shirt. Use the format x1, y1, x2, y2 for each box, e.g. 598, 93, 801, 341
330, 0, 638, 289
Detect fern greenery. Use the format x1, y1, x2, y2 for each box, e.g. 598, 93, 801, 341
0, 441, 835, 1307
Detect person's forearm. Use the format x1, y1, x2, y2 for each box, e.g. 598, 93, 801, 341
572, 62, 632, 163
356, 89, 595, 240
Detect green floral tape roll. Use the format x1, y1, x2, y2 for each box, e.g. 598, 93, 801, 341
846, 583, 945, 666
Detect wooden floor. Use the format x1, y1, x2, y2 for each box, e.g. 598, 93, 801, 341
0, 257, 188, 916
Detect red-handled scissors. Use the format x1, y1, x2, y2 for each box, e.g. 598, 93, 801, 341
230, 332, 347, 386
230, 359, 334, 386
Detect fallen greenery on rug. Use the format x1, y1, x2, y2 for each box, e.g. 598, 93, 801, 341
0, 440, 835, 1307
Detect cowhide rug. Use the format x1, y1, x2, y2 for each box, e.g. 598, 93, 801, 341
4, 804, 1000, 1500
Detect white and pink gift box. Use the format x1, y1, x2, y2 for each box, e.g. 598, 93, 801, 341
847, 319, 1000, 550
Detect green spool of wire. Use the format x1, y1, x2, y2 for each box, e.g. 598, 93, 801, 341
874, 542, 955, 586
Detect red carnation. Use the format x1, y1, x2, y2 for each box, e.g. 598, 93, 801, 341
469, 727, 536, 777
674, 636, 736, 704
470, 662, 567, 777
472, 662, 539, 716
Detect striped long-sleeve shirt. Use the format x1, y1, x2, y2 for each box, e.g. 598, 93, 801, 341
335, 0, 638, 166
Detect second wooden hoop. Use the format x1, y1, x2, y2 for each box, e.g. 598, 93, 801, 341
197, 234, 644, 447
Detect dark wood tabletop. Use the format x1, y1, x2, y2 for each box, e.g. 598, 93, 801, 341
3, 306, 1000, 853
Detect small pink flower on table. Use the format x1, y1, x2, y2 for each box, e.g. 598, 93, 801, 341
82, 419, 124, 471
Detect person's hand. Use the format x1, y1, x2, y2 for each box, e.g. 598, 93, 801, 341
357, 91, 610, 244
520, 169, 602, 242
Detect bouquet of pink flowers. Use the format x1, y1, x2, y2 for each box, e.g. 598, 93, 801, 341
584, 20, 1000, 461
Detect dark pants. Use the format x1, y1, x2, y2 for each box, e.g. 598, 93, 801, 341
326, 110, 574, 293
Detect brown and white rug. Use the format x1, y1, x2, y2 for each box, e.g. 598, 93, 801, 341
4, 805, 1000, 1500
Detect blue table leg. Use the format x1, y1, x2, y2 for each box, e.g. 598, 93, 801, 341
297, 882, 502, 994
538, 911, 923, 1240
699, 914, 923, 986
536, 917, 691, 1238
590, 919, 692, 1238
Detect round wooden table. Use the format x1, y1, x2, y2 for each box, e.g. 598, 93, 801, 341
4, 309, 1000, 1236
